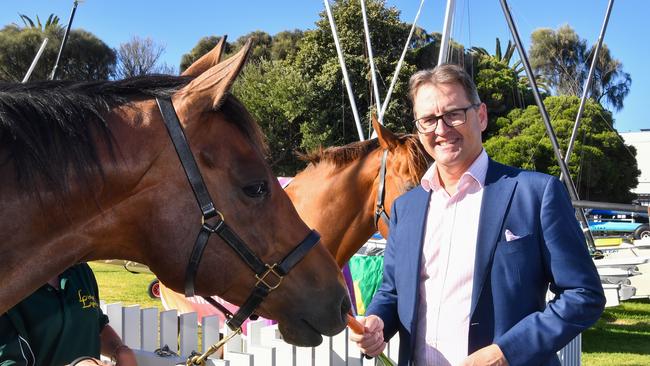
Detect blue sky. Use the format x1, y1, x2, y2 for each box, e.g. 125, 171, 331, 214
1, 0, 647, 132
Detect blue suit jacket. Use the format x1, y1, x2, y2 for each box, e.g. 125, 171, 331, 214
366, 159, 605, 366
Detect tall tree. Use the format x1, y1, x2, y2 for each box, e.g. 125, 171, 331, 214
115, 36, 174, 78
484, 96, 639, 202
467, 38, 540, 138
269, 29, 303, 61
529, 25, 631, 112
230, 31, 273, 61
293, 0, 416, 150
18, 14, 60, 31
0, 14, 115, 81
233, 59, 315, 174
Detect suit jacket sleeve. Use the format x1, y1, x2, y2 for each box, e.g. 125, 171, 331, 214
366, 199, 401, 341
494, 177, 606, 365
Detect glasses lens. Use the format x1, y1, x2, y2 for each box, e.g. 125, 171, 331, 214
443, 109, 466, 126
416, 119, 435, 133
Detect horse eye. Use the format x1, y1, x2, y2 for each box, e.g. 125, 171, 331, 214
243, 181, 269, 198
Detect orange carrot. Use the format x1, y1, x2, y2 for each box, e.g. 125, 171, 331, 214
347, 313, 365, 334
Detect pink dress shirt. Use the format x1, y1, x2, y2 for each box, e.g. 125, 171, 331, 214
413, 149, 488, 366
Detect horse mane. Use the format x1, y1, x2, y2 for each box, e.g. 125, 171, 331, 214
0, 76, 265, 196
301, 134, 430, 185
302, 139, 380, 167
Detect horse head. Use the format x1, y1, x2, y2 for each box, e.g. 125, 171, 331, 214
286, 117, 430, 266
0, 39, 349, 346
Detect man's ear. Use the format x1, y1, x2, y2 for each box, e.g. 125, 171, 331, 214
478, 103, 488, 132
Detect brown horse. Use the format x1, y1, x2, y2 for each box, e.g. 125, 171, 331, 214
0, 41, 349, 346
286, 118, 430, 267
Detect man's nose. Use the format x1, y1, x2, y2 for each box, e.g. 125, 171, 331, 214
434, 118, 451, 135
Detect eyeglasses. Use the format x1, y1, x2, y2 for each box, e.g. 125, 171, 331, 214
414, 103, 481, 134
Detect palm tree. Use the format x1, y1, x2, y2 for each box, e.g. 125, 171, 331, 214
17, 14, 62, 32
470, 37, 550, 93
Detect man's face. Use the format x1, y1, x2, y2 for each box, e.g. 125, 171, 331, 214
413, 82, 487, 175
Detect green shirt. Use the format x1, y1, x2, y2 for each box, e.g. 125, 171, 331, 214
0, 263, 109, 366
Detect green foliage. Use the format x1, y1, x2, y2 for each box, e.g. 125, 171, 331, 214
529, 25, 631, 112
230, 30, 273, 61
18, 14, 60, 31
233, 59, 316, 175
62, 29, 116, 80
412, 32, 469, 71
0, 15, 115, 81
269, 29, 304, 61
473, 56, 535, 137
485, 96, 639, 202
180, 30, 304, 74
293, 0, 416, 149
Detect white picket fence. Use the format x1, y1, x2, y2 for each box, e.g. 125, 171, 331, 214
101, 303, 581, 366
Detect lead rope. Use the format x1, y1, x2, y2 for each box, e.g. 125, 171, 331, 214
185, 328, 242, 366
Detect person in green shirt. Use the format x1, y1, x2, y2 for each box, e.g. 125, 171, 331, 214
0, 263, 137, 366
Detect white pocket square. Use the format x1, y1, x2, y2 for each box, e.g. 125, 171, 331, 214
504, 229, 522, 242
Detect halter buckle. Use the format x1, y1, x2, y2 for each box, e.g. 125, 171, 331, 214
255, 264, 283, 291
201, 211, 225, 232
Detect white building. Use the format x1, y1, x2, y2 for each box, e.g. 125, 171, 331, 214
621, 130, 650, 206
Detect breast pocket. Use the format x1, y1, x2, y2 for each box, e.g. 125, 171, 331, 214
493, 233, 543, 289
497, 233, 534, 254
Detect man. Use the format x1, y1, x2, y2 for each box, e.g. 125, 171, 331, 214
350, 64, 605, 366
0, 263, 137, 366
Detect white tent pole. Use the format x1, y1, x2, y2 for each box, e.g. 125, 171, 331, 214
561, 0, 615, 181
324, 0, 365, 141
360, 0, 383, 124
438, 0, 456, 65
22, 38, 48, 83
379, 0, 426, 120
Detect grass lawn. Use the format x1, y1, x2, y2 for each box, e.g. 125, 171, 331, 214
90, 261, 162, 310
583, 298, 650, 366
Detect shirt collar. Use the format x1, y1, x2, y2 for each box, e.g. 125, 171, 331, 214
421, 149, 489, 192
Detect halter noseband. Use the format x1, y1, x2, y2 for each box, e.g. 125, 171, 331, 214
156, 97, 321, 331
374, 149, 390, 228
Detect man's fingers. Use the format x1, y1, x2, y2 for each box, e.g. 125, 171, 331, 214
364, 341, 386, 357
364, 315, 384, 333
356, 329, 384, 350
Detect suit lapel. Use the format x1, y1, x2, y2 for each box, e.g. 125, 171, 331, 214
470, 160, 517, 318
402, 187, 431, 333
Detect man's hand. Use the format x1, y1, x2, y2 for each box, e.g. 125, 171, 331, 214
459, 344, 508, 366
348, 315, 386, 357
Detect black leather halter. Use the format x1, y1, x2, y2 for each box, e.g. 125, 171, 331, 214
374, 149, 390, 228
156, 97, 321, 331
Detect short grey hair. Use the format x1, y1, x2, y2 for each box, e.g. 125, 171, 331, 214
408, 64, 481, 111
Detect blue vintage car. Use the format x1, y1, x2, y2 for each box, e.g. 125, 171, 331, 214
587, 209, 650, 239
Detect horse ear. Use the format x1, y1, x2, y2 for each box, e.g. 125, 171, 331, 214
373, 114, 399, 150
181, 35, 228, 77
176, 39, 252, 113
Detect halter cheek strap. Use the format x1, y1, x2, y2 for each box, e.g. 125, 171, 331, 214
374, 149, 390, 228
156, 97, 322, 331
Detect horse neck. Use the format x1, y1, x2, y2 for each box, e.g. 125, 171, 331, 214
0, 104, 167, 313
286, 152, 381, 267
